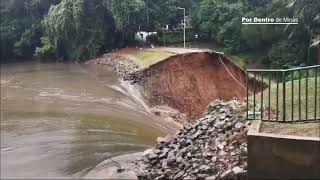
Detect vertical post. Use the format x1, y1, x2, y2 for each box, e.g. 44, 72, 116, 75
299, 70, 302, 120
306, 70, 309, 120
291, 71, 294, 121
177, 7, 186, 48
282, 71, 286, 121
253, 73, 256, 120
163, 26, 166, 47
183, 8, 186, 48
315, 68, 318, 120
268, 73, 271, 120
276, 72, 279, 121
246, 72, 249, 120
261, 72, 264, 120
318, 47, 320, 65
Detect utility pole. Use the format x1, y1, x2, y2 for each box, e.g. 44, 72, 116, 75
163, 24, 168, 47
318, 46, 320, 64
177, 7, 186, 48
163, 26, 166, 47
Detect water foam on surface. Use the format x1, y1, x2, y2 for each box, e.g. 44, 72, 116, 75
109, 80, 151, 113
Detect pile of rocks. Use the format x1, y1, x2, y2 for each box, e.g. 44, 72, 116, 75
86, 54, 142, 84
135, 100, 250, 180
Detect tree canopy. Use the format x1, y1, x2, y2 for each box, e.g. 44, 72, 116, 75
1, 0, 319, 67
35, 0, 115, 61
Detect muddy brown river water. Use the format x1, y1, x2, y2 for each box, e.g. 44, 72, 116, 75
0, 62, 177, 179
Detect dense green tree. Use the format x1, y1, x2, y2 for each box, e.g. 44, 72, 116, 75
196, 0, 319, 67
0, 0, 25, 60
1, 0, 319, 65
286, 0, 320, 65
260, 0, 319, 67
112, 0, 145, 46
198, 0, 246, 52
36, 0, 115, 61
0, 0, 60, 61
143, 0, 199, 30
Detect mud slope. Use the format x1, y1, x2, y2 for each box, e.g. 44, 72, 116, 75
139, 51, 260, 120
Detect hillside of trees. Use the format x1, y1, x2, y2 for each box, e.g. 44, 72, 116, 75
1, 0, 319, 67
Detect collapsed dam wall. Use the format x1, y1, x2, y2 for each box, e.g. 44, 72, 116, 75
138, 51, 262, 120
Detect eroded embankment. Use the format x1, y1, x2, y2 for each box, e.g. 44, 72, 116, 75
138, 51, 262, 120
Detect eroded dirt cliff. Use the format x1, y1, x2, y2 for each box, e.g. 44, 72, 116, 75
138, 51, 261, 120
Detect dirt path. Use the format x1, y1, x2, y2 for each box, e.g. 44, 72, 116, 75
110, 47, 206, 60
145, 47, 207, 54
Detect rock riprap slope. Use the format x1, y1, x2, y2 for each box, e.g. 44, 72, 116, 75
135, 100, 249, 180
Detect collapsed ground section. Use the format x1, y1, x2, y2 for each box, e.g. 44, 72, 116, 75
139, 52, 260, 120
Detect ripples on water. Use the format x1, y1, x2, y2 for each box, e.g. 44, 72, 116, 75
0, 62, 177, 179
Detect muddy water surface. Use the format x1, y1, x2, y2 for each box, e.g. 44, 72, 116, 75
0, 62, 176, 179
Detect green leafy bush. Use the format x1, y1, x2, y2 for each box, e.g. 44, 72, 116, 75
35, 36, 55, 58
36, 0, 115, 61
267, 41, 305, 69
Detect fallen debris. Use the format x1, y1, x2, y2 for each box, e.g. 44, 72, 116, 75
134, 100, 249, 180
150, 105, 189, 125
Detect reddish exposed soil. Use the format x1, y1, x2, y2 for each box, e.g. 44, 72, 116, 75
138, 51, 262, 120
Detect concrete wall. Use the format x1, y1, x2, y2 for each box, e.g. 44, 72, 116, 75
248, 121, 320, 180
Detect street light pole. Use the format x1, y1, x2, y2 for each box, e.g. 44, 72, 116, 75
177, 7, 186, 48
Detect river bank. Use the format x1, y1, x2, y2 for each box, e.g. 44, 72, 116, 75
85, 53, 143, 84
85, 51, 189, 124
84, 49, 251, 179
86, 48, 259, 122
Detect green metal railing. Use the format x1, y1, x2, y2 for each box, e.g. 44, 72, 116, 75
246, 65, 320, 122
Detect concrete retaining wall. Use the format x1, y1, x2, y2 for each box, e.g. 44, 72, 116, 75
248, 120, 320, 179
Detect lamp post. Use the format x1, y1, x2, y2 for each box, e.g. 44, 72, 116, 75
177, 7, 186, 48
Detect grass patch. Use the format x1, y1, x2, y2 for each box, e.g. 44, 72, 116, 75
229, 49, 269, 69
170, 42, 224, 51
134, 51, 173, 66
228, 55, 247, 68
251, 77, 320, 121
169, 42, 267, 69
170, 42, 224, 52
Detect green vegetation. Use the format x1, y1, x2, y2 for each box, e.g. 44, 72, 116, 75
228, 55, 247, 69
153, 31, 196, 45
195, 0, 320, 68
35, 0, 115, 61
170, 42, 224, 51
112, 0, 145, 47
1, 0, 319, 66
229, 50, 269, 69
0, 0, 60, 60
134, 51, 173, 66
253, 76, 320, 120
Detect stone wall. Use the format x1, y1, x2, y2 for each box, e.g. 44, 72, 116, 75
247, 121, 320, 179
